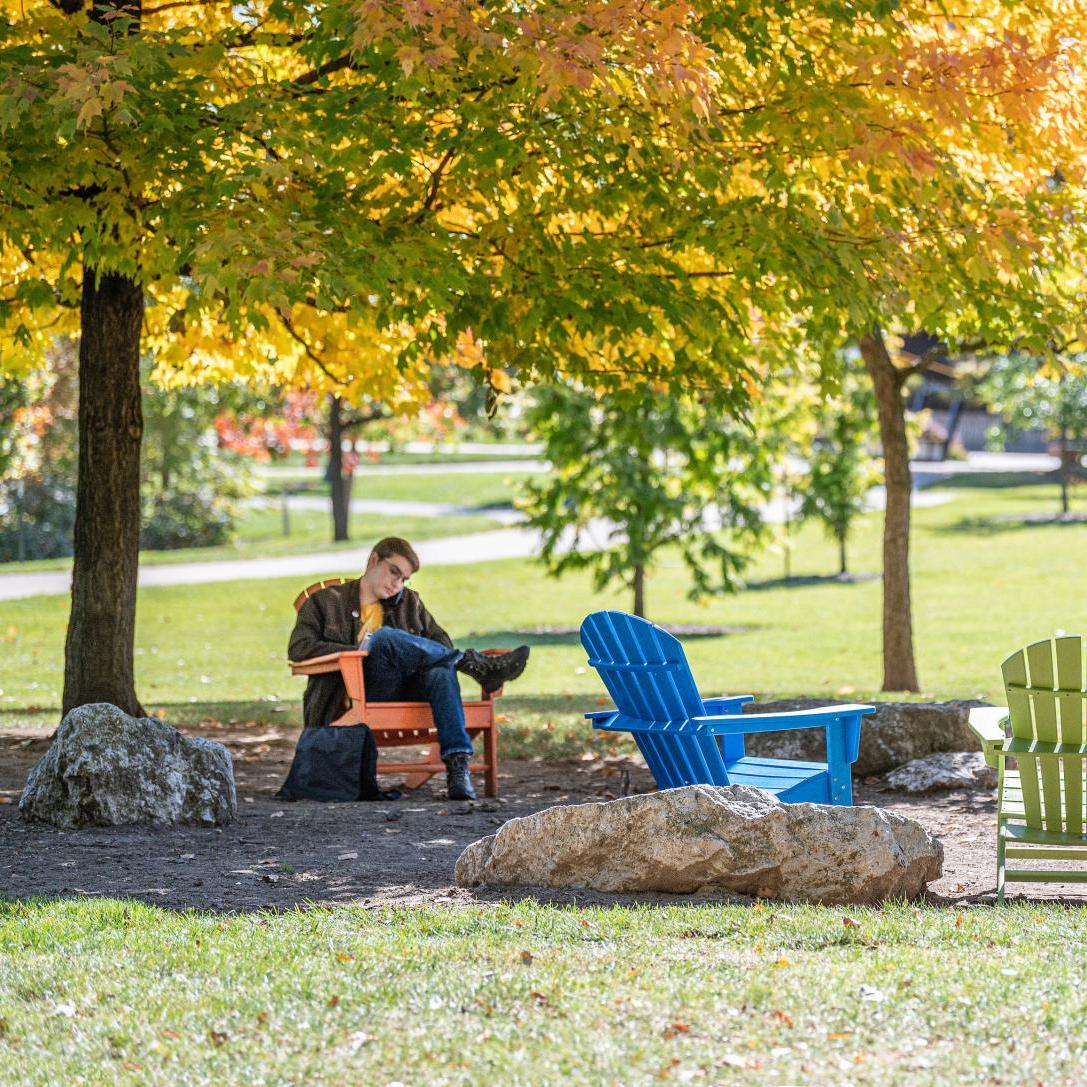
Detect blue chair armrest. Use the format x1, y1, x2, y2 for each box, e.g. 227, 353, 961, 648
701, 695, 756, 714
590, 715, 668, 734
584, 710, 616, 721
694, 703, 875, 735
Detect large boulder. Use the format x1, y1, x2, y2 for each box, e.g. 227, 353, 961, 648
20, 703, 235, 828
456, 785, 942, 904
742, 699, 988, 775
886, 751, 997, 794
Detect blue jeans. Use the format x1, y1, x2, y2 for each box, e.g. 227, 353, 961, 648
362, 627, 473, 758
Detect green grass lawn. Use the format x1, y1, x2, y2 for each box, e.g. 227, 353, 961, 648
3, 474, 1084, 727
319, 469, 534, 505
2, 897, 1085, 1086
3, 475, 1087, 1086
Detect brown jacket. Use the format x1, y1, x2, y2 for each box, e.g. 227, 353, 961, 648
289, 580, 454, 730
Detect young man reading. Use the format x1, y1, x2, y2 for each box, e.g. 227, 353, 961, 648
288, 536, 530, 800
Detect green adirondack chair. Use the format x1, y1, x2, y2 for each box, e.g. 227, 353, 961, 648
969, 635, 1087, 903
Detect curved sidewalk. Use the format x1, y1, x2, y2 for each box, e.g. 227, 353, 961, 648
0, 523, 608, 602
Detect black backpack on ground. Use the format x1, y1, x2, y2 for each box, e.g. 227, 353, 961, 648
276, 724, 400, 802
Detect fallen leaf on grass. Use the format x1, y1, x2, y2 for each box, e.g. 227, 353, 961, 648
661, 1022, 690, 1039
208, 1030, 229, 1047
530, 991, 548, 1005
161, 1029, 180, 1041
771, 1009, 793, 1027
336, 953, 354, 963
519, 950, 534, 965
827, 1032, 853, 1041
843, 916, 862, 929
327, 995, 340, 1007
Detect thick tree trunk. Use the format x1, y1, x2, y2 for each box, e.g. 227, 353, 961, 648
632, 564, 646, 619
62, 271, 145, 716
327, 394, 350, 542
859, 329, 920, 693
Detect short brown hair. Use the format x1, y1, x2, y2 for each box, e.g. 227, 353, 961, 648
372, 536, 420, 573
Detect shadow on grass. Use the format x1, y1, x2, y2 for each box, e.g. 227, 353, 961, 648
926, 470, 1061, 490
936, 511, 1087, 536
464, 626, 748, 649
744, 572, 879, 592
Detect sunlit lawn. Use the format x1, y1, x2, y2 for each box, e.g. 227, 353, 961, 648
2, 897, 1085, 1086
2, 473, 1084, 748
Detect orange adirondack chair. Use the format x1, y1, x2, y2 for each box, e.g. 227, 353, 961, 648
289, 578, 503, 796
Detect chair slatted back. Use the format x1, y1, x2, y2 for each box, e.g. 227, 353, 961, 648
294, 578, 348, 613
1002, 636, 1087, 834
580, 611, 706, 724
581, 611, 732, 789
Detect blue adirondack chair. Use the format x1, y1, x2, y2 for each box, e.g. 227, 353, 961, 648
580, 610, 875, 805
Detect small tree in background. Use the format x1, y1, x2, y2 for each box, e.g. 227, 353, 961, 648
799, 362, 881, 576
521, 382, 771, 619
978, 354, 1087, 515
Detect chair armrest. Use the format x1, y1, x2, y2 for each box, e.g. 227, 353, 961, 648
702, 695, 756, 713
968, 706, 1010, 769
694, 703, 876, 735
290, 650, 368, 676
585, 710, 616, 721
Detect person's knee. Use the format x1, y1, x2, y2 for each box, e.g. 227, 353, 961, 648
419, 666, 458, 697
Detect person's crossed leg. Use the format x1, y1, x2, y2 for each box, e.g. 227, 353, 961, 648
362, 625, 529, 800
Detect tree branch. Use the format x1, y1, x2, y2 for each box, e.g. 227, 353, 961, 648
279, 314, 350, 385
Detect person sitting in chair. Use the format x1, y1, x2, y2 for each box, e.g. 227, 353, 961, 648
288, 536, 530, 800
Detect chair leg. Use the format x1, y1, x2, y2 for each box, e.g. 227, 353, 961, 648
996, 834, 1007, 905
483, 726, 498, 798
402, 742, 443, 790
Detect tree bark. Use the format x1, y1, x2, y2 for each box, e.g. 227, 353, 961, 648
327, 394, 350, 542
837, 529, 848, 577
859, 329, 920, 692
62, 270, 145, 716
632, 564, 646, 619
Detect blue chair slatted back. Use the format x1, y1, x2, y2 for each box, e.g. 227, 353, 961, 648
580, 611, 735, 787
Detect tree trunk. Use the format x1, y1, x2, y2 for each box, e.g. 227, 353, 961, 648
859, 329, 920, 693
327, 394, 350, 542
837, 528, 848, 577
1060, 423, 1070, 515
632, 564, 646, 619
62, 270, 145, 716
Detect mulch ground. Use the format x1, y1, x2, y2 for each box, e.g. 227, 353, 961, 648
0, 723, 1034, 913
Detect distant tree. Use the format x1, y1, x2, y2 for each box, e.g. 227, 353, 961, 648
978, 354, 1087, 514
799, 363, 881, 576
521, 382, 770, 619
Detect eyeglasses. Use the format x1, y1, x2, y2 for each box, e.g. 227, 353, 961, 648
382, 557, 412, 585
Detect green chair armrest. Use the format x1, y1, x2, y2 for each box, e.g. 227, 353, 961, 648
968, 706, 1009, 768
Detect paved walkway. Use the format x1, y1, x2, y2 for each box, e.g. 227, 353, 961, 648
0, 522, 610, 601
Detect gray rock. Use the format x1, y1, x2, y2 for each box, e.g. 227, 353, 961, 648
742, 698, 987, 775
455, 785, 942, 904
886, 751, 997, 793
20, 703, 235, 828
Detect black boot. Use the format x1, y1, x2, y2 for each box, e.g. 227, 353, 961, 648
444, 752, 476, 801
456, 646, 531, 694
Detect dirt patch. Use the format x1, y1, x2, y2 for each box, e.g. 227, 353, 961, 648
0, 723, 1030, 912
